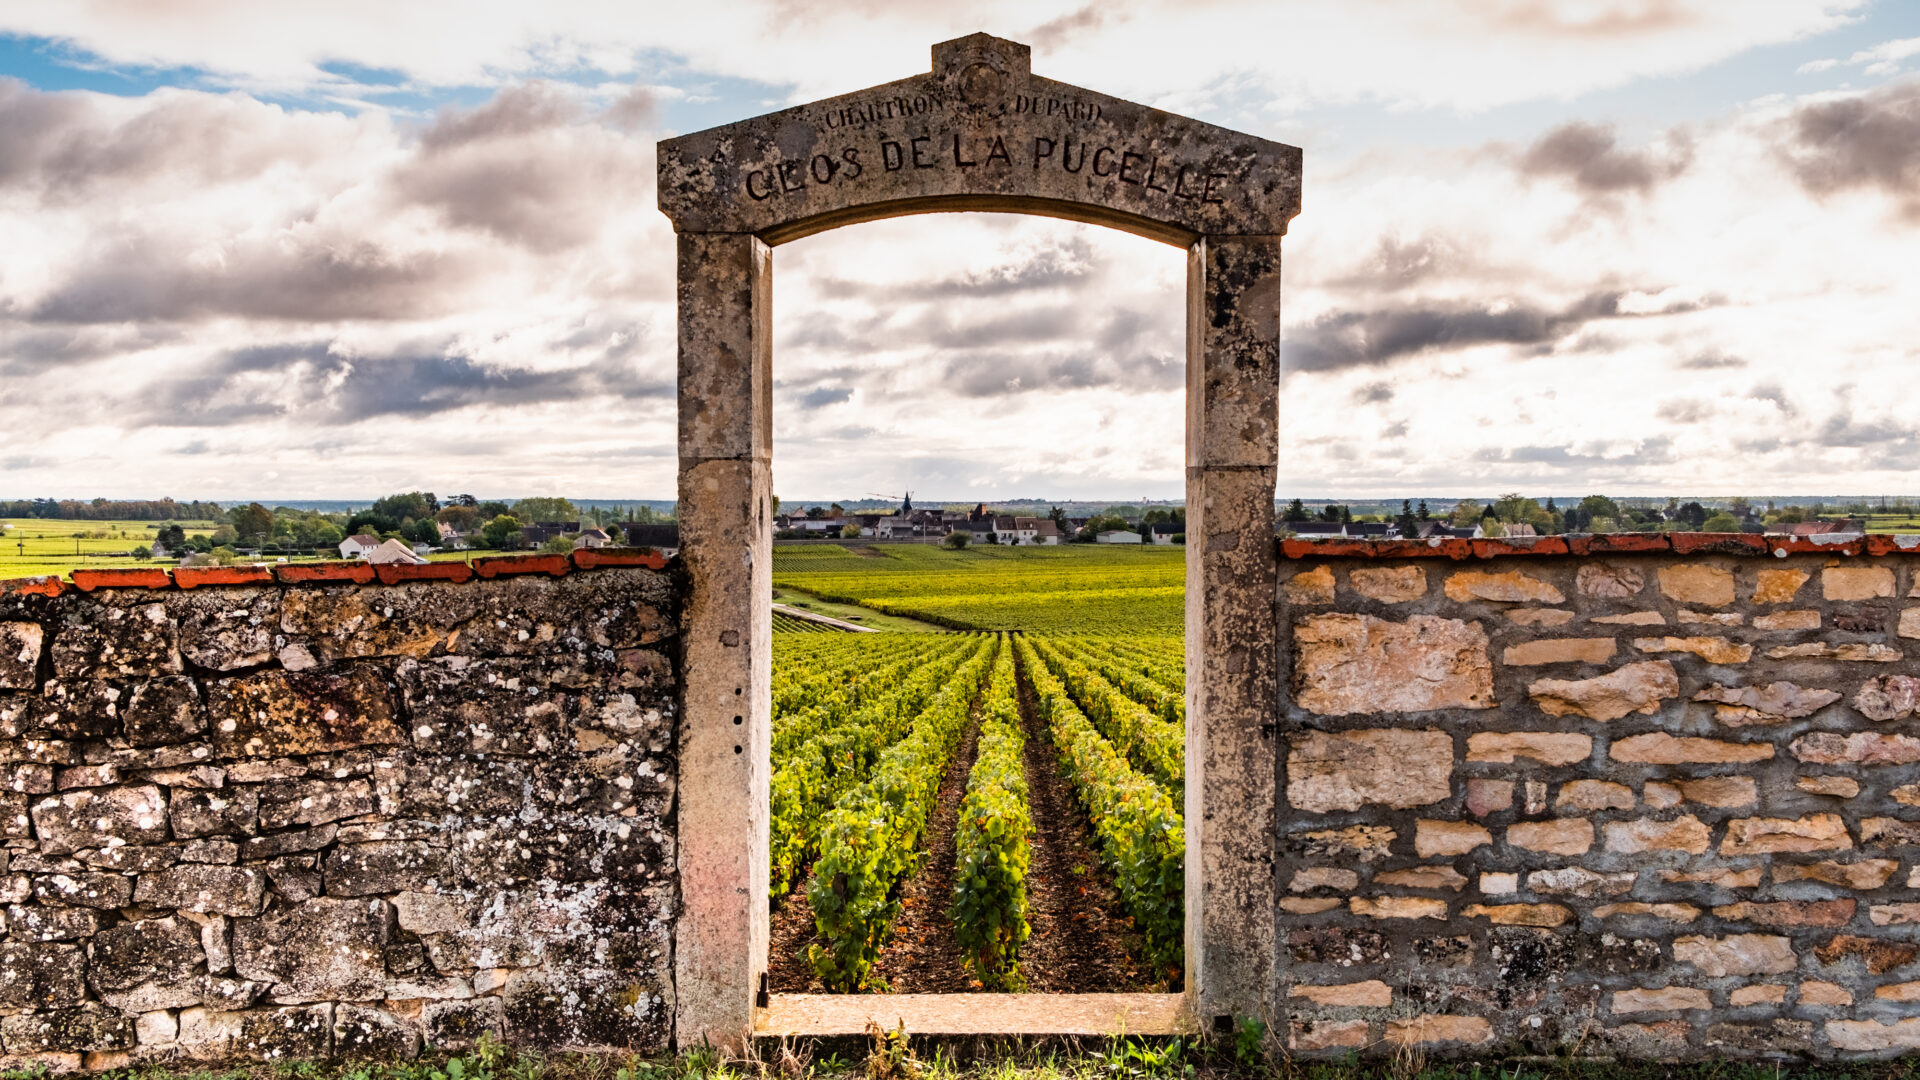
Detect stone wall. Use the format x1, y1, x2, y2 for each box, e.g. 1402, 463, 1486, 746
1277, 535, 1920, 1059
0, 554, 678, 1070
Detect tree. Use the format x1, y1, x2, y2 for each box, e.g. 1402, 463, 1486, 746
1448, 500, 1482, 527
405, 518, 441, 546
481, 515, 524, 550
476, 500, 512, 519
156, 524, 186, 553
805, 506, 829, 520
942, 530, 970, 549
1395, 500, 1416, 537
1416, 500, 1431, 521
839, 522, 862, 539
312, 523, 344, 547
230, 502, 273, 543
1578, 495, 1621, 523
1048, 506, 1067, 526
372, 492, 437, 523
131, 545, 152, 560
1282, 498, 1311, 523
540, 536, 574, 554
1678, 501, 1709, 529
1703, 512, 1739, 532
211, 524, 238, 546
436, 505, 480, 534
511, 497, 578, 524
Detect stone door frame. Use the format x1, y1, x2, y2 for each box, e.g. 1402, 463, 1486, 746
659, 34, 1301, 1050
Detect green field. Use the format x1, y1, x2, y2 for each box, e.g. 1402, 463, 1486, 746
771, 543, 1185, 635
0, 517, 222, 579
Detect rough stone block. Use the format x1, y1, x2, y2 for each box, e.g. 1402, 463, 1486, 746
1792, 731, 1920, 764
1415, 819, 1490, 856
1611, 733, 1772, 764
1774, 859, 1895, 889
1294, 614, 1494, 715
1350, 896, 1448, 920
50, 601, 181, 679
169, 787, 258, 838
1445, 571, 1563, 604
334, 1004, 420, 1059
232, 898, 390, 1004
1592, 611, 1665, 625
1283, 566, 1334, 604
1722, 814, 1852, 855
1349, 565, 1425, 603
1290, 980, 1391, 1006
1461, 903, 1570, 927
1729, 984, 1787, 1006
323, 841, 448, 897
1508, 818, 1592, 855
1466, 731, 1591, 765
30, 784, 168, 854
1798, 774, 1861, 796
1465, 778, 1515, 816
1753, 569, 1810, 605
1674, 935, 1796, 977
1577, 563, 1646, 599
1384, 1015, 1492, 1046
1286, 728, 1452, 812
0, 1006, 135, 1053
124, 676, 207, 748
134, 864, 267, 917
1504, 638, 1615, 666
1375, 866, 1466, 891
1659, 565, 1735, 606
1696, 681, 1839, 724
1676, 776, 1757, 808
1870, 904, 1920, 926
1592, 903, 1700, 922
1529, 661, 1678, 721
1713, 900, 1855, 928
1853, 675, 1920, 721
1613, 987, 1710, 1013
1556, 780, 1636, 811
1861, 817, 1920, 848
1292, 825, 1395, 860
422, 997, 505, 1050
0, 622, 42, 689
1605, 816, 1711, 854
1754, 610, 1821, 630
1767, 642, 1901, 662
206, 667, 404, 759
1507, 608, 1574, 626
30, 871, 131, 909
0, 942, 88, 1007
1526, 867, 1632, 898
1678, 610, 1745, 626
1815, 934, 1915, 973
1632, 636, 1752, 664
1799, 980, 1851, 1005
1824, 567, 1894, 601
1289, 1018, 1368, 1051
1828, 1019, 1920, 1051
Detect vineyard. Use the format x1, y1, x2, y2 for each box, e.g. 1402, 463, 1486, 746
767, 546, 1188, 994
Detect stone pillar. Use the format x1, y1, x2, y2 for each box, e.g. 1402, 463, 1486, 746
1183, 234, 1283, 1028
674, 232, 774, 1052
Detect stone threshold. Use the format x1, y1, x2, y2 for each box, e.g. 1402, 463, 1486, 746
755, 993, 1191, 1037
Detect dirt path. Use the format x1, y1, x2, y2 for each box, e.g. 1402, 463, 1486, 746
1011, 640, 1155, 993
767, 868, 826, 992
869, 705, 985, 991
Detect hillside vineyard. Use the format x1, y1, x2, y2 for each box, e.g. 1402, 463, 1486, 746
763, 544, 1188, 994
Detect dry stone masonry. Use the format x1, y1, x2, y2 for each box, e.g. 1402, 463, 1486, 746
0, 554, 677, 1070
1278, 535, 1920, 1059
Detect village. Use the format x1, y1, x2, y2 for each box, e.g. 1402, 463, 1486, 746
772, 498, 1184, 545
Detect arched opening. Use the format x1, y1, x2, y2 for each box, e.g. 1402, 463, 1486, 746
662, 33, 1298, 1048
761, 213, 1188, 1005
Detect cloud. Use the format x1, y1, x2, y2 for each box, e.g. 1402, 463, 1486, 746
1516, 121, 1691, 194
796, 385, 853, 409
1284, 292, 1633, 373
1781, 79, 1920, 219
135, 343, 668, 427
1655, 397, 1712, 422
1747, 382, 1800, 416
1678, 349, 1745, 369
1352, 381, 1395, 404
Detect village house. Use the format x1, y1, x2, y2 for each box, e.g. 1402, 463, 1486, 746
362, 537, 428, 565
573, 528, 612, 549
337, 532, 382, 559
1096, 528, 1143, 544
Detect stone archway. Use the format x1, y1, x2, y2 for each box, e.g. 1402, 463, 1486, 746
657, 34, 1302, 1049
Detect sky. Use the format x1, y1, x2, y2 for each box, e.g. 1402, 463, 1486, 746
1, 1, 1918, 503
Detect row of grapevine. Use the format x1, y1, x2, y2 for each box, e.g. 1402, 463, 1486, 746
1026, 636, 1184, 790
1046, 636, 1185, 724
805, 636, 1000, 990
949, 638, 1032, 989
1013, 635, 1186, 978
769, 634, 984, 897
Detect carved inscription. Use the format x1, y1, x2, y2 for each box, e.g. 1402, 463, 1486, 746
743, 129, 1231, 206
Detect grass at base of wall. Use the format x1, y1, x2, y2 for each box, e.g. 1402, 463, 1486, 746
20, 1033, 1920, 1080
